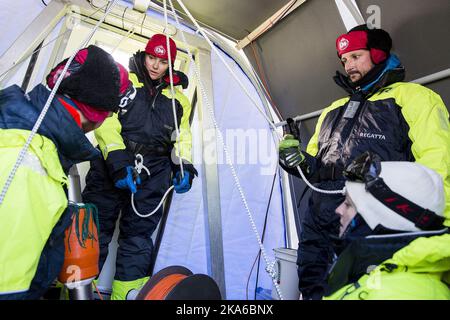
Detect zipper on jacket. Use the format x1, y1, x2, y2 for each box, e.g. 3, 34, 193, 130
151, 83, 164, 109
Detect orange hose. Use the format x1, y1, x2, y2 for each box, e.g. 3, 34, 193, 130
143, 274, 188, 300
92, 281, 104, 301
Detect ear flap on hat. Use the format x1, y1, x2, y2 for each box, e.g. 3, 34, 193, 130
369, 48, 388, 64
366, 27, 392, 64
345, 161, 445, 232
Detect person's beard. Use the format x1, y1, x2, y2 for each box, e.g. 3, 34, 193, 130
348, 70, 363, 83
349, 61, 386, 88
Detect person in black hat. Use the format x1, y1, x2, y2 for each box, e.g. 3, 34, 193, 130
278, 24, 450, 299
0, 45, 135, 299
82, 34, 196, 300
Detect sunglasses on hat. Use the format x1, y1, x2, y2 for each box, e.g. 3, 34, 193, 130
343, 151, 444, 231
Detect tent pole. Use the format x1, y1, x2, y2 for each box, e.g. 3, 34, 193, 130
197, 48, 227, 299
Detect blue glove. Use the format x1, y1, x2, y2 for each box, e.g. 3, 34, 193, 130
173, 171, 193, 194
114, 166, 141, 194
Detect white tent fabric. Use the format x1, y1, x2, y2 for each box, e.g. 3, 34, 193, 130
1, 19, 64, 90
0, 0, 45, 57
0, 0, 47, 89
154, 47, 286, 300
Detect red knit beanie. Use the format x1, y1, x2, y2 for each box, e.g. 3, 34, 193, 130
145, 33, 177, 63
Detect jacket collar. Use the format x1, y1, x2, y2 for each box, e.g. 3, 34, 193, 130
129, 51, 188, 93
334, 55, 405, 96
27, 85, 100, 170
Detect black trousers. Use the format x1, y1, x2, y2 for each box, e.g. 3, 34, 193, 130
296, 180, 344, 300
82, 156, 171, 281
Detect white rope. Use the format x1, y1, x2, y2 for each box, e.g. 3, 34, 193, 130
131, 154, 173, 218
131, 186, 174, 218
173, 0, 342, 197
170, 0, 284, 300
175, 0, 281, 137
163, 0, 184, 178
111, 25, 136, 55
297, 166, 345, 195
134, 154, 151, 176
0, 0, 120, 207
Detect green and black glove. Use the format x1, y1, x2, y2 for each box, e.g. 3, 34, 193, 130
278, 134, 315, 179
279, 134, 306, 168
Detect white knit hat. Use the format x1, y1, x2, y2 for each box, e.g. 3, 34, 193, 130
345, 162, 445, 232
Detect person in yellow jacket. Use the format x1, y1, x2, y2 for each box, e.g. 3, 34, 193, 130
0, 45, 135, 299
324, 153, 449, 300
278, 24, 450, 299
82, 34, 195, 300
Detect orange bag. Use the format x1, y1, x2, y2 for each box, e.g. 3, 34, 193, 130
58, 204, 100, 284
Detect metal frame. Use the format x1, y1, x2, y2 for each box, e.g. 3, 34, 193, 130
334, 0, 365, 31
236, 0, 307, 50
0, 0, 68, 84
275, 67, 450, 124
195, 47, 227, 299
42, 18, 76, 83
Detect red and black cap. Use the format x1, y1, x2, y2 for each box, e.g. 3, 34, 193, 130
336, 24, 392, 64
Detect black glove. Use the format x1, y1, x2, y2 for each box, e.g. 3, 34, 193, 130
343, 151, 382, 183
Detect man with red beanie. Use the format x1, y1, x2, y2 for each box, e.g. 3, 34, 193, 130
0, 45, 135, 299
82, 34, 195, 300
278, 24, 450, 299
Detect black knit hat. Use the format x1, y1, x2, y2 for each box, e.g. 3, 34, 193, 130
46, 45, 123, 111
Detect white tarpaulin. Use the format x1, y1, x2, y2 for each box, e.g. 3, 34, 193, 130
154, 47, 286, 300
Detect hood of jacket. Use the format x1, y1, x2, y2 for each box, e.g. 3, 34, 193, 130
129, 51, 189, 94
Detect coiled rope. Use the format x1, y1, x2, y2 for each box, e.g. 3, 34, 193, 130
143, 274, 188, 300
130, 154, 174, 218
